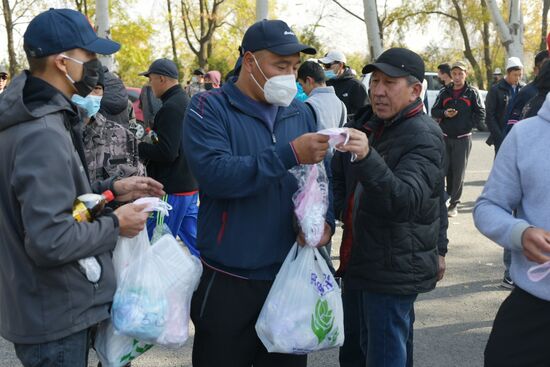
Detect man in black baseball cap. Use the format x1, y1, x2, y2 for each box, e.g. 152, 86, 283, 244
337, 47, 445, 366
183, 19, 335, 367
0, 8, 164, 367
138, 58, 198, 258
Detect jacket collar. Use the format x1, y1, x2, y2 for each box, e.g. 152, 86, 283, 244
160, 84, 183, 103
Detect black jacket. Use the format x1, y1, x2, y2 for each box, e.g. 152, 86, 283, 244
138, 85, 197, 193
345, 99, 445, 295
327, 68, 368, 118
485, 78, 525, 149
431, 82, 486, 138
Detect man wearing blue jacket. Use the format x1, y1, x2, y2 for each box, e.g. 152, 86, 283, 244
183, 19, 334, 366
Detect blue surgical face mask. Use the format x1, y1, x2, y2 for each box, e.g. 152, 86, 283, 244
71, 94, 102, 118
324, 70, 336, 80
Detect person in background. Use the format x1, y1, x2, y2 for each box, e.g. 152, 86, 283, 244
431, 61, 485, 218
437, 63, 452, 87
98, 66, 131, 128
0, 9, 163, 367
320, 50, 368, 119
485, 56, 525, 290
187, 67, 205, 97
297, 60, 347, 130
82, 68, 145, 182
506, 50, 549, 128
519, 58, 550, 119
492, 68, 503, 85
204, 70, 221, 90
138, 58, 199, 256
0, 66, 8, 94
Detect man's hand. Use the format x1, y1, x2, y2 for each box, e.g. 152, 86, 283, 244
437, 255, 446, 281
291, 133, 330, 164
113, 176, 165, 202
297, 223, 332, 248
522, 227, 550, 264
444, 108, 458, 118
114, 203, 150, 238
336, 128, 369, 161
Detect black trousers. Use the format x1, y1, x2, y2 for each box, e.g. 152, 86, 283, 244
485, 287, 550, 367
444, 135, 472, 206
190, 266, 307, 367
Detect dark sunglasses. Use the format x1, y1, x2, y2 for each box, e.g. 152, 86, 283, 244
321, 62, 338, 70
0, 75, 7, 80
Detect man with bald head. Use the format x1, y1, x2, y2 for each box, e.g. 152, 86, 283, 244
138, 59, 199, 255
183, 19, 334, 366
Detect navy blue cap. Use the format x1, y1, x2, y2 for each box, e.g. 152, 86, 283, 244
241, 20, 316, 56
139, 58, 179, 79
23, 8, 120, 58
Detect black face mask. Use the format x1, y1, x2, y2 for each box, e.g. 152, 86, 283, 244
65, 57, 101, 97
204, 82, 213, 91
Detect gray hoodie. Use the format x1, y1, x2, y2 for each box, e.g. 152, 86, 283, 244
0, 72, 119, 344
474, 92, 550, 301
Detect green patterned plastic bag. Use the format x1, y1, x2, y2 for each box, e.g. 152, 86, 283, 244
255, 243, 344, 354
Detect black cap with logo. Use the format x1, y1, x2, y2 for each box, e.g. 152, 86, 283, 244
362, 48, 425, 82
241, 19, 316, 56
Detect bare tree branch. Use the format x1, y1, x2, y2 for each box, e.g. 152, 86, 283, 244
330, 0, 364, 22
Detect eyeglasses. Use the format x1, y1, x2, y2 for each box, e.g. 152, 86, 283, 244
0, 75, 7, 80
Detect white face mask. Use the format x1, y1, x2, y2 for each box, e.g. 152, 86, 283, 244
250, 55, 297, 107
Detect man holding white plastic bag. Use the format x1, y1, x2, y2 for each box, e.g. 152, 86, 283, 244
183, 19, 335, 367
337, 48, 445, 367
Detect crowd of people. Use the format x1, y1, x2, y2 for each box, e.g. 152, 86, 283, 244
1, 6, 550, 367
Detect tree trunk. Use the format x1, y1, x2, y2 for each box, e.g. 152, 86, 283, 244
540, 0, 550, 51
452, 0, 484, 88
256, 0, 268, 21
166, 0, 181, 81
2, 0, 18, 76
95, 0, 114, 70
481, 0, 492, 89
363, 0, 383, 61
485, 0, 523, 59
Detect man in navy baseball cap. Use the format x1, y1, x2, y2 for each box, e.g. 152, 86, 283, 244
23, 8, 120, 98
184, 19, 335, 367
0, 9, 163, 367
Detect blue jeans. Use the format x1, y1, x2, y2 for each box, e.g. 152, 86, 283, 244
358, 290, 417, 367
14, 328, 91, 367
147, 193, 199, 256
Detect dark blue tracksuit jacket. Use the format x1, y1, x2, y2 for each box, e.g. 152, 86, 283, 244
182, 80, 334, 280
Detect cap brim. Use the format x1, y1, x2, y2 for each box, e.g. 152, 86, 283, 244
319, 57, 335, 64
82, 37, 121, 55
268, 43, 316, 56
138, 71, 151, 76
362, 62, 409, 77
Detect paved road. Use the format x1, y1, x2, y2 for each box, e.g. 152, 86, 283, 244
0, 131, 509, 367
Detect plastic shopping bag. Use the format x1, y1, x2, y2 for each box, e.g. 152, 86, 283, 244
290, 163, 329, 247
112, 233, 202, 347
94, 320, 154, 367
95, 229, 153, 367
255, 243, 344, 354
